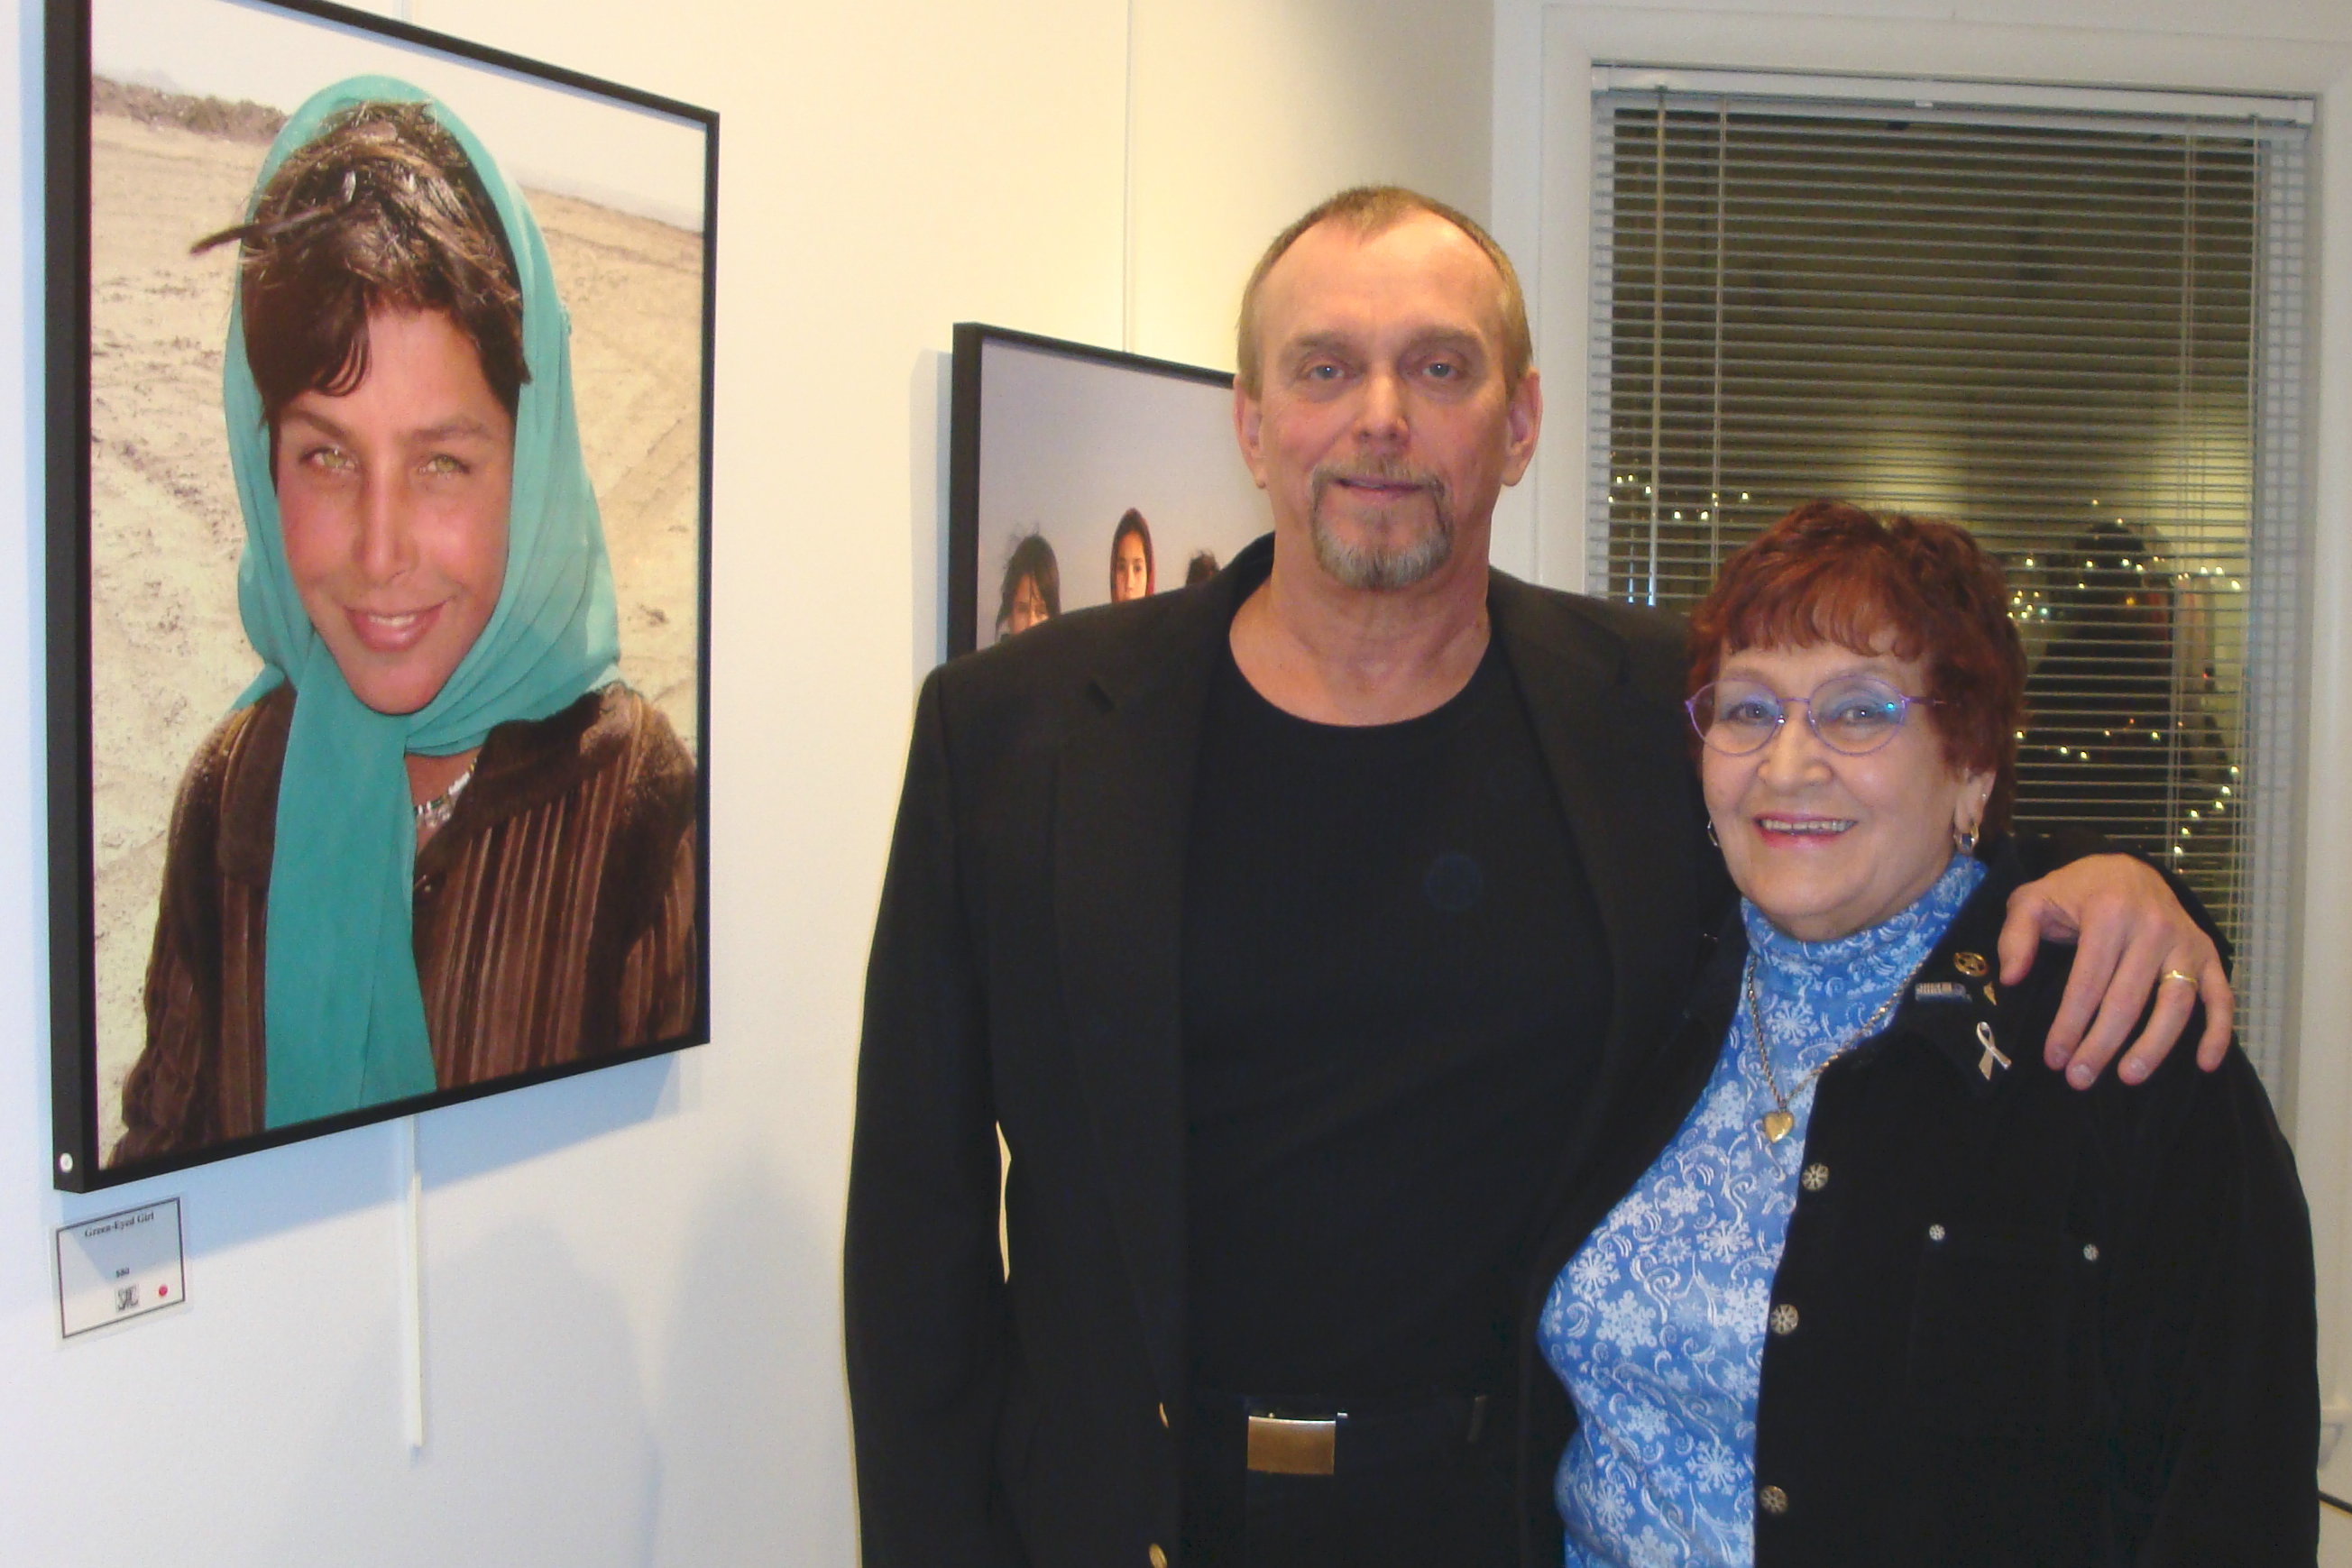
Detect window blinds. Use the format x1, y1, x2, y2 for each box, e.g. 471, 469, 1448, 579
1588, 81, 2310, 1088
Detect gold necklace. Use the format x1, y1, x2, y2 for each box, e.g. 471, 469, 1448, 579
1741, 957, 1914, 1143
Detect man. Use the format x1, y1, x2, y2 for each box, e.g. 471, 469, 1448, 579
845, 188, 2228, 1568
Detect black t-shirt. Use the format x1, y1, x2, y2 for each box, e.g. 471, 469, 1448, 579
1181, 632, 1612, 1398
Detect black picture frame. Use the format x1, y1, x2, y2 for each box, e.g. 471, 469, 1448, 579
48, 0, 718, 1190
947, 323, 1268, 658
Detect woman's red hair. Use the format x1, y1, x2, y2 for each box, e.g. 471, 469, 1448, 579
1688, 500, 2028, 831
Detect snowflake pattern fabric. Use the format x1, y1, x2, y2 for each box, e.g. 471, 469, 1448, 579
1539, 854, 1983, 1566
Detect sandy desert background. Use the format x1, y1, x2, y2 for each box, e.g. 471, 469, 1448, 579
87, 82, 707, 1158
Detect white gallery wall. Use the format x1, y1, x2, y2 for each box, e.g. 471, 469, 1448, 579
0, 0, 1492, 1563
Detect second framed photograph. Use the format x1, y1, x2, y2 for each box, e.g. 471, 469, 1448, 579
948, 324, 1271, 657
49, 0, 716, 1189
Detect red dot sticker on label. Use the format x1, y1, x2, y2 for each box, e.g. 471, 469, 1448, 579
157, 1286, 168, 1297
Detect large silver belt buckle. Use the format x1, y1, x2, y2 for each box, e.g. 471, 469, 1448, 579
1245, 1413, 1338, 1476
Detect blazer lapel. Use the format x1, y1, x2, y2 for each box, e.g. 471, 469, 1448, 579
1052, 555, 1257, 1410
1491, 574, 1715, 1115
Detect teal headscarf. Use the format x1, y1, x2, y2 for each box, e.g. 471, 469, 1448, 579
223, 78, 620, 1127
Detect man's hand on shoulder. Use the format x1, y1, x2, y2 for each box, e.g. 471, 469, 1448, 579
1997, 852, 2232, 1088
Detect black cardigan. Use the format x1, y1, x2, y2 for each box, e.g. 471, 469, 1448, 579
1516, 843, 2316, 1566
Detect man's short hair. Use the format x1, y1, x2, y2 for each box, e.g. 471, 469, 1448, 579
1234, 185, 1531, 399
198, 100, 527, 428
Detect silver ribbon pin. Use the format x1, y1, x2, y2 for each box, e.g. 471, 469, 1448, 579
1975, 1019, 2011, 1080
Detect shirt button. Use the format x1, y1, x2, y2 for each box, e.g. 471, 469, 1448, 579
1800, 1162, 1829, 1192
1759, 1483, 1789, 1516
1927, 1224, 1947, 1242
1149, 1546, 1168, 1568
2082, 1242, 2099, 1262
1769, 1303, 1799, 1335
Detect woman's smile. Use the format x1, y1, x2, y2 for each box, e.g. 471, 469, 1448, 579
344, 601, 446, 652
1753, 813, 1854, 839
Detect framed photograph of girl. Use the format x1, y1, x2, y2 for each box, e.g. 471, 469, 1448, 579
46, 0, 716, 1190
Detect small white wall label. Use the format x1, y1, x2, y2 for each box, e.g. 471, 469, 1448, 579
56, 1198, 185, 1337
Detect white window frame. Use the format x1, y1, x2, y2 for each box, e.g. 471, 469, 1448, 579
1489, 0, 2352, 1494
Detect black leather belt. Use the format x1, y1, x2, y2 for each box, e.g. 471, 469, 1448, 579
1201, 1390, 1500, 1477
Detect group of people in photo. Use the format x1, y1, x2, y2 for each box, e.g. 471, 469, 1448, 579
993, 509, 1225, 642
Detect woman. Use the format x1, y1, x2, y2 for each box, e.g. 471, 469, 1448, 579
1110, 508, 1155, 602
1531, 501, 2312, 1564
114, 79, 698, 1162
995, 530, 1060, 638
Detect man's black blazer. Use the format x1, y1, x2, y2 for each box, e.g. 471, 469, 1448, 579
844, 536, 1728, 1567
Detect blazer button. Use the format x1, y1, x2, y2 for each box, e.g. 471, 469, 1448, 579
1769, 1303, 1799, 1335
1759, 1483, 1789, 1516
1149, 1545, 1168, 1568
1800, 1162, 1829, 1192
1158, 1403, 1170, 1429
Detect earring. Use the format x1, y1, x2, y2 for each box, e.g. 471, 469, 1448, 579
1953, 825, 1979, 856
1706, 820, 1721, 848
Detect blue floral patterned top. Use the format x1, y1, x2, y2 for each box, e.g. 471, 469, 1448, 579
1539, 853, 1985, 1566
